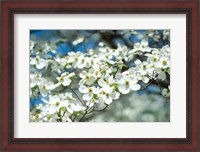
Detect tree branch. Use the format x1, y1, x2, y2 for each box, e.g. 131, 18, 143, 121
88, 105, 109, 114
139, 80, 152, 91
70, 88, 85, 106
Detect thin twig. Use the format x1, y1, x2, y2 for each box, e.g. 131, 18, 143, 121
61, 110, 67, 121
87, 103, 96, 113
70, 88, 85, 106
88, 105, 109, 114
139, 80, 152, 91
79, 101, 92, 122
156, 79, 163, 92
79, 110, 88, 122
72, 114, 77, 122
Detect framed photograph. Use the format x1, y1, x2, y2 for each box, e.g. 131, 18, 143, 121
1, 0, 199, 151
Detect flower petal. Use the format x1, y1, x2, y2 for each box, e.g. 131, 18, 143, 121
142, 77, 150, 83
110, 90, 120, 100
139, 69, 147, 75
129, 82, 141, 91
119, 84, 130, 94
30, 58, 37, 65
162, 88, 170, 97
45, 81, 55, 90
68, 72, 75, 78
86, 101, 94, 107
145, 47, 151, 52
105, 97, 113, 105
82, 93, 93, 101
79, 79, 86, 85
135, 59, 141, 65
62, 77, 71, 86
158, 71, 166, 81
141, 39, 148, 46
79, 71, 87, 78
61, 72, 69, 77
86, 76, 95, 85
134, 43, 141, 49
102, 86, 112, 93
49, 95, 60, 105
70, 104, 85, 111
36, 59, 46, 69
30, 81, 37, 88
39, 88, 48, 97
98, 79, 107, 87
79, 85, 88, 93
93, 87, 101, 94
116, 77, 125, 84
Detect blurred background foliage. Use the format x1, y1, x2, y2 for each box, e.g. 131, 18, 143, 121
30, 30, 170, 122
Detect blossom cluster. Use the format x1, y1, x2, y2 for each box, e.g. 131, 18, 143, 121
30, 30, 170, 122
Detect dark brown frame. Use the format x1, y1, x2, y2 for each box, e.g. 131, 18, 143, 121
1, 0, 199, 151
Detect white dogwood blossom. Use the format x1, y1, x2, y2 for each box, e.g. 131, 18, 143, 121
99, 86, 120, 105
129, 39, 151, 55
39, 80, 55, 97
79, 85, 101, 101
117, 73, 141, 94
79, 71, 96, 85
56, 72, 75, 86
30, 56, 47, 69
162, 85, 170, 97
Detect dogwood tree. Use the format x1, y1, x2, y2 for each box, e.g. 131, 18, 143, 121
30, 30, 170, 122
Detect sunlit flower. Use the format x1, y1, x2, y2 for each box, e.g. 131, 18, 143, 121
99, 86, 120, 105
162, 85, 170, 97
30, 73, 42, 88
79, 71, 96, 85
116, 44, 129, 61
76, 56, 88, 69
30, 56, 47, 69
129, 39, 151, 54
155, 57, 170, 69
56, 72, 75, 86
72, 37, 84, 45
98, 74, 115, 87
39, 80, 55, 97
117, 75, 141, 94
158, 71, 167, 81
79, 85, 101, 101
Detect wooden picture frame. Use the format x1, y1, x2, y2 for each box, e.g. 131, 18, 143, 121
1, 0, 199, 151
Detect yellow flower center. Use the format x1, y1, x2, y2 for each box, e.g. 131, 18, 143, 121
56, 102, 60, 106
88, 88, 93, 92
162, 60, 167, 66
86, 75, 90, 79
35, 114, 39, 119
95, 71, 99, 75
47, 115, 51, 120
60, 77, 64, 81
